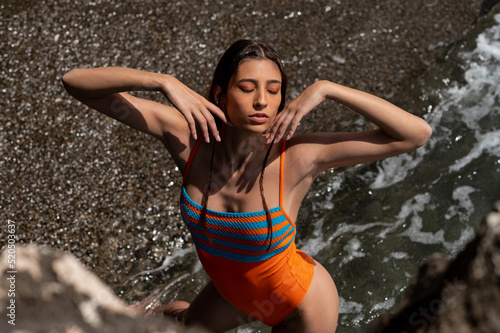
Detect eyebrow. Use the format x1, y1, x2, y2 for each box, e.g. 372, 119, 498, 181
237, 78, 282, 85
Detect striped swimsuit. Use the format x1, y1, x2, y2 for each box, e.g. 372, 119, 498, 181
180, 139, 315, 326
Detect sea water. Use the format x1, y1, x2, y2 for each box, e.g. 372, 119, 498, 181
126, 7, 500, 333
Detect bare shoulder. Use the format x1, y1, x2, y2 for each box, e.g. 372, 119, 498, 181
102, 92, 195, 167
280, 134, 323, 183
283, 132, 342, 168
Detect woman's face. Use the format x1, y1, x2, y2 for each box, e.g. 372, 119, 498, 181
223, 59, 283, 133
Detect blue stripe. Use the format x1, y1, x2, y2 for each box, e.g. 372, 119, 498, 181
192, 235, 295, 262
189, 222, 295, 252
183, 211, 293, 243
181, 199, 289, 230
180, 199, 286, 229
179, 187, 297, 262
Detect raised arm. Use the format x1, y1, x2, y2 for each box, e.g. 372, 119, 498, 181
267, 80, 432, 173
62, 67, 229, 145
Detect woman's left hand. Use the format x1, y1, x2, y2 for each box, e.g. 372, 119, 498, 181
265, 81, 328, 143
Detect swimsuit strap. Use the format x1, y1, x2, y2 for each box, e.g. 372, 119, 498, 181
279, 138, 287, 207
279, 138, 294, 226
182, 137, 203, 181
183, 137, 293, 225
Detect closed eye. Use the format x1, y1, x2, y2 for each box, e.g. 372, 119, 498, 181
267, 83, 281, 95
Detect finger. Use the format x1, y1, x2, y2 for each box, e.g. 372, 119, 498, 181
273, 110, 297, 143
268, 107, 296, 142
199, 107, 221, 142
265, 111, 285, 143
205, 102, 232, 126
189, 90, 231, 129
285, 110, 304, 139
286, 118, 299, 140
185, 114, 198, 141
192, 111, 211, 143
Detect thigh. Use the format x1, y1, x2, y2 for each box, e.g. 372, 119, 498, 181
185, 280, 255, 332
273, 261, 339, 333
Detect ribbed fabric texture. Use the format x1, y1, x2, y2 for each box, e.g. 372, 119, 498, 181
180, 187, 296, 262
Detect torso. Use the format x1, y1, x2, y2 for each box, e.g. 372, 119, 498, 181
183, 141, 283, 214
182, 137, 314, 221
179, 138, 315, 326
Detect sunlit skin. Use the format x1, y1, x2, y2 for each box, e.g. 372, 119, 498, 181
222, 59, 282, 133
62, 47, 432, 332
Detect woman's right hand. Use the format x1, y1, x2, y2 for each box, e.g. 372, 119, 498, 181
62, 67, 231, 145
160, 75, 230, 143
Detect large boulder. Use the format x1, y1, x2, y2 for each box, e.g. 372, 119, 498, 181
368, 201, 500, 333
0, 245, 204, 333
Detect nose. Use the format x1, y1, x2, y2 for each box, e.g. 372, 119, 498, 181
254, 88, 268, 109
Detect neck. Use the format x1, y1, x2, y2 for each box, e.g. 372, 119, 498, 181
221, 125, 269, 154
217, 126, 272, 170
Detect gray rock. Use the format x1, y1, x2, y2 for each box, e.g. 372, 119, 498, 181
0, 245, 205, 333
368, 201, 500, 333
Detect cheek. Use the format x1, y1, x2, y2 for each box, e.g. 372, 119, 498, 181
225, 95, 247, 119
271, 96, 282, 112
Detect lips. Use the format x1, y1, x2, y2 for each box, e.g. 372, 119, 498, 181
248, 113, 269, 124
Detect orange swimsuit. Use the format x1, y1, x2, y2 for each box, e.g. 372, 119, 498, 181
180, 139, 315, 326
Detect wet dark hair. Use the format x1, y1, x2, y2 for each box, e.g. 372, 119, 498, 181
207, 39, 288, 112
201, 40, 287, 251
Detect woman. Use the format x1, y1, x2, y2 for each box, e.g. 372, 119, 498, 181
62, 39, 432, 332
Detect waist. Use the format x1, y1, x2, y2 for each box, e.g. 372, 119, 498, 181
196, 243, 315, 326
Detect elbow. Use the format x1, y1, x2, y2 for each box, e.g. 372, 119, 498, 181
61, 69, 75, 92
412, 120, 433, 148
61, 68, 79, 86
61, 69, 84, 96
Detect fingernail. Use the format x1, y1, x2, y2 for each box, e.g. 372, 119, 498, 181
216, 135, 221, 142
205, 137, 210, 143
266, 137, 272, 144
193, 133, 198, 140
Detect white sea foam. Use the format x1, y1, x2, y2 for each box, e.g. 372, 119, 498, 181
476, 13, 500, 60
299, 219, 393, 258
298, 217, 328, 256
445, 186, 476, 222
370, 151, 427, 189
393, 191, 476, 252
341, 238, 366, 265
449, 130, 500, 172
402, 213, 446, 244
382, 251, 409, 263
376, 193, 431, 239
447, 13, 500, 171
371, 297, 395, 311
370, 13, 500, 189
130, 246, 196, 279
392, 193, 448, 245
339, 296, 364, 314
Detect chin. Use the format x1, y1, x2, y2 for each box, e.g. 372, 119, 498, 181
232, 123, 269, 134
